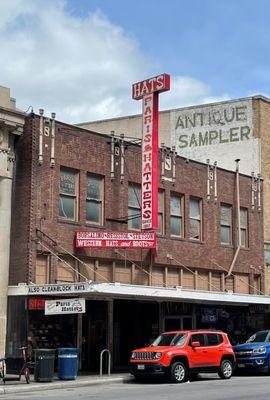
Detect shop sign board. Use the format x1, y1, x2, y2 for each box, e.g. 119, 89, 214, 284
28, 282, 89, 295
45, 298, 86, 315
28, 298, 45, 310
201, 308, 218, 323
75, 231, 157, 249
132, 74, 170, 230
171, 99, 260, 175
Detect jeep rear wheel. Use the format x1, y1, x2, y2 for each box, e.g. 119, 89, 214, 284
218, 359, 233, 379
170, 361, 187, 383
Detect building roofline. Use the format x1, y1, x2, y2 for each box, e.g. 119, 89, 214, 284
0, 104, 25, 117
29, 110, 257, 181
76, 94, 270, 127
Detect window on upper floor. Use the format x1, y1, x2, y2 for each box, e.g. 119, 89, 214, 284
220, 204, 232, 245
240, 208, 248, 248
59, 168, 78, 221
170, 194, 184, 237
189, 197, 202, 240
128, 184, 141, 230
157, 190, 165, 235
86, 174, 104, 225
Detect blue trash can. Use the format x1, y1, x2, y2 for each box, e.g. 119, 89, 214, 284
58, 348, 79, 380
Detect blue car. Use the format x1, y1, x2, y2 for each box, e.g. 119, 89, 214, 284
234, 330, 270, 373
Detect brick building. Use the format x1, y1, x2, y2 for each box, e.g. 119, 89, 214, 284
6, 110, 269, 371
78, 96, 270, 293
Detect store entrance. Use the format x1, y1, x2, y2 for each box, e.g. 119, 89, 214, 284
113, 300, 159, 370
81, 300, 107, 371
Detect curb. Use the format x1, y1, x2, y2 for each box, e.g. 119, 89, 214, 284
0, 375, 133, 395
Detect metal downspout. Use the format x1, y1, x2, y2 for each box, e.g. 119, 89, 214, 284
226, 159, 241, 277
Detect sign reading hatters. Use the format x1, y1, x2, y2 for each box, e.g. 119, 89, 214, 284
171, 99, 260, 175
132, 73, 170, 230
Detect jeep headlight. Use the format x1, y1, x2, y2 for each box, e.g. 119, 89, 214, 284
253, 347, 266, 354
154, 352, 162, 359
131, 352, 136, 359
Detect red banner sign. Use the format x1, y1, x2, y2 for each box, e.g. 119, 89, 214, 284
132, 74, 170, 100
132, 73, 170, 230
141, 93, 158, 229
75, 231, 157, 249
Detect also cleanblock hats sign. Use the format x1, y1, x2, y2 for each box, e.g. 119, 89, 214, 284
45, 298, 86, 315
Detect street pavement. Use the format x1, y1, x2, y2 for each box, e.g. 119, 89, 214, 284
1, 374, 270, 400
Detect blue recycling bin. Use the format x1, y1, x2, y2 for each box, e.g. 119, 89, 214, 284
58, 348, 79, 380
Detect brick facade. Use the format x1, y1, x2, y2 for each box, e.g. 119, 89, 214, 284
9, 114, 264, 295
80, 96, 270, 294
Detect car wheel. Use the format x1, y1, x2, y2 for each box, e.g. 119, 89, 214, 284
218, 359, 233, 379
170, 361, 187, 383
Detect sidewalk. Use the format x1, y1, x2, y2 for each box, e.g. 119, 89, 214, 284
0, 373, 133, 396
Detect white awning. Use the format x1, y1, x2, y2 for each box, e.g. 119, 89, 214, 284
8, 282, 270, 306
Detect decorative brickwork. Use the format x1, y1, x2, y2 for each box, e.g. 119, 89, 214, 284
9, 115, 264, 294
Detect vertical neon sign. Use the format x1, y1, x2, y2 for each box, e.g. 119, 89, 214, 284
132, 74, 170, 230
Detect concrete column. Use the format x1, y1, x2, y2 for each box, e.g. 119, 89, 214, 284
0, 86, 25, 357
0, 176, 12, 356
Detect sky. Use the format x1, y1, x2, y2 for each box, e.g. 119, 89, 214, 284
1, 0, 270, 123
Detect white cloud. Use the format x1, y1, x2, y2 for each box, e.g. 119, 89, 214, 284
160, 76, 230, 111
0, 1, 229, 123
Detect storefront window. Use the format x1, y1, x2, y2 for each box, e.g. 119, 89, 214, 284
28, 308, 77, 352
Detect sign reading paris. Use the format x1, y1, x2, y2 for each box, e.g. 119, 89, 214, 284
132, 73, 170, 230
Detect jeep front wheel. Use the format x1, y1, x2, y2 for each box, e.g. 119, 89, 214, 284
170, 361, 187, 383
218, 359, 233, 379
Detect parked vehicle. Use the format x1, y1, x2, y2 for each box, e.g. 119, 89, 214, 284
234, 330, 270, 373
130, 330, 235, 383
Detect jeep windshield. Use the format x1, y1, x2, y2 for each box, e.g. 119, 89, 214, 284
151, 333, 187, 346
246, 331, 270, 343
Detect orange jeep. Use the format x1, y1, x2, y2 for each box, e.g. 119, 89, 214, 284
130, 330, 235, 383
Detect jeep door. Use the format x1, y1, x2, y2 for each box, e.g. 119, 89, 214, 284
204, 333, 224, 366
187, 333, 208, 368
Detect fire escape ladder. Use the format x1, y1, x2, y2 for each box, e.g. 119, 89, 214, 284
36, 228, 111, 284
